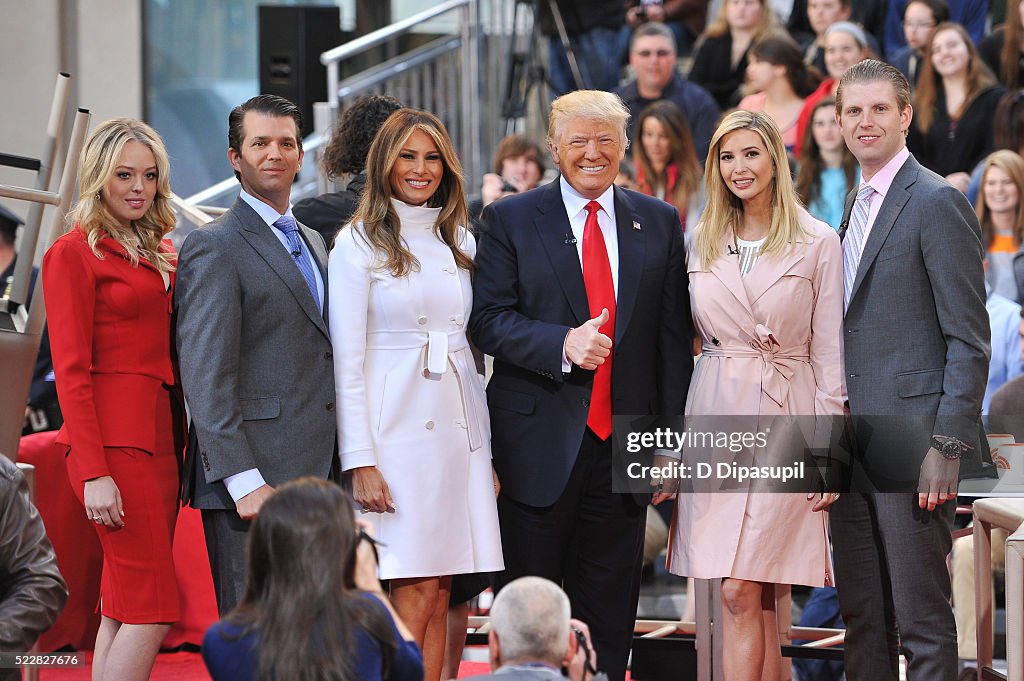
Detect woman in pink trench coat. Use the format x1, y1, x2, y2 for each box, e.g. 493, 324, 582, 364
665, 111, 844, 681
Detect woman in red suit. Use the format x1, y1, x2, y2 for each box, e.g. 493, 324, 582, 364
43, 118, 182, 681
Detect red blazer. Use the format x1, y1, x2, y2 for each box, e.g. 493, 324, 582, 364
42, 227, 178, 482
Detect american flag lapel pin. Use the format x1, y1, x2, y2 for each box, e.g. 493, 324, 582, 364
632, 220, 641, 231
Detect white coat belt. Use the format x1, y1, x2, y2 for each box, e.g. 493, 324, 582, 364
366, 329, 487, 451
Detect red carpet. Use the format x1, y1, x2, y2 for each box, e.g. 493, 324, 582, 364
38, 652, 493, 679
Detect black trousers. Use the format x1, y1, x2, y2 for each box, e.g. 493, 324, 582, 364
494, 429, 646, 681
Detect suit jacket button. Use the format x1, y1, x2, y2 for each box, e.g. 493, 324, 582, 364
326, 401, 335, 411
425, 420, 435, 430
325, 351, 333, 359
582, 398, 590, 408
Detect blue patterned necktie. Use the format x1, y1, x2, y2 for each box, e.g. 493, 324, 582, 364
842, 184, 875, 312
274, 215, 320, 309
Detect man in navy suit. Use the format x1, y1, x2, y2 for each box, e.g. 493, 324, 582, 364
470, 89, 693, 681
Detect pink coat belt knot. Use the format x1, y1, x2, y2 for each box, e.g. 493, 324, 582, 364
701, 325, 810, 407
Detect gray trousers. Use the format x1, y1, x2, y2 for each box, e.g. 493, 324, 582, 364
201, 509, 251, 616
829, 492, 958, 681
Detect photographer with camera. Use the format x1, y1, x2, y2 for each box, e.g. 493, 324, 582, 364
466, 576, 605, 681
470, 134, 547, 233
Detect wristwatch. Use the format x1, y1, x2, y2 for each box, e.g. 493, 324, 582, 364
931, 435, 973, 461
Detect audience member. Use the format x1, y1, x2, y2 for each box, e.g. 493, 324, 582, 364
908, 22, 1005, 183
329, 108, 503, 681
977, 150, 1024, 301
615, 21, 721, 161
470, 89, 693, 681
989, 307, 1024, 440
832, 59, 988, 681
0, 204, 23, 296
668, 109, 842, 681
625, 0, 711, 56
615, 157, 640, 189
293, 94, 403, 244
538, 0, 628, 95
966, 90, 1024, 205
793, 21, 870, 155
175, 95, 337, 614
0, 204, 61, 436
689, 0, 780, 108
801, 0, 850, 72
201, 478, 423, 681
888, 0, 949, 86
981, 1, 1024, 89
884, 0, 988, 59
739, 33, 820, 151
0, 454, 68, 681
795, 96, 859, 230
984, 282, 1024, 412
43, 118, 182, 681
472, 133, 547, 225
633, 101, 705, 229
465, 576, 602, 681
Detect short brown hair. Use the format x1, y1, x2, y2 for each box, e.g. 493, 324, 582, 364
492, 134, 546, 176
836, 59, 912, 115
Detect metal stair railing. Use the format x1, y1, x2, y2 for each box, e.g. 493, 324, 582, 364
0, 87, 91, 462
183, 1, 537, 216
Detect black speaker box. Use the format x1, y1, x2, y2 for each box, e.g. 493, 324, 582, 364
258, 5, 350, 137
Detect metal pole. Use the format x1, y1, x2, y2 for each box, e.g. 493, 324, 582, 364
460, 0, 481, 183
6, 73, 71, 310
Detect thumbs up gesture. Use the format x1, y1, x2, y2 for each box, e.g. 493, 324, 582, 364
565, 308, 612, 371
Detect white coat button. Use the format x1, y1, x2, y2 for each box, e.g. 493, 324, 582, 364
455, 314, 465, 325
425, 420, 435, 430
418, 315, 427, 325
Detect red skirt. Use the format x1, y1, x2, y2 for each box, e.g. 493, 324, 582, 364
65, 389, 182, 624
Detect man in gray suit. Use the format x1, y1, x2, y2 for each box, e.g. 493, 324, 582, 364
466, 576, 601, 681
832, 60, 989, 680
175, 95, 337, 614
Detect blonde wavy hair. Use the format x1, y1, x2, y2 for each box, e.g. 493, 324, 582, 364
348, 109, 472, 276
702, 0, 779, 42
71, 118, 176, 272
695, 110, 808, 267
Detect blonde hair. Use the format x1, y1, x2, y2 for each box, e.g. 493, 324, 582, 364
71, 118, 176, 272
695, 110, 808, 267
348, 108, 472, 276
703, 0, 779, 41
547, 90, 631, 149
977, 149, 1024, 248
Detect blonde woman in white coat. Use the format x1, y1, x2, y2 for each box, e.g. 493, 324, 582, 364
328, 108, 503, 681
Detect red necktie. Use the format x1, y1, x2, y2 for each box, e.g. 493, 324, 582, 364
582, 200, 615, 440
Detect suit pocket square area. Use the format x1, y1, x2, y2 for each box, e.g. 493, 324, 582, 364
239, 396, 282, 421
896, 368, 944, 398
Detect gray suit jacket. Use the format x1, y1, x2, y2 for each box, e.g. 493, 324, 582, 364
840, 153, 990, 485
175, 197, 337, 509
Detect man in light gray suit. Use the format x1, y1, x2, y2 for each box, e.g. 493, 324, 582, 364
175, 95, 337, 614
832, 60, 990, 680
465, 576, 601, 681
